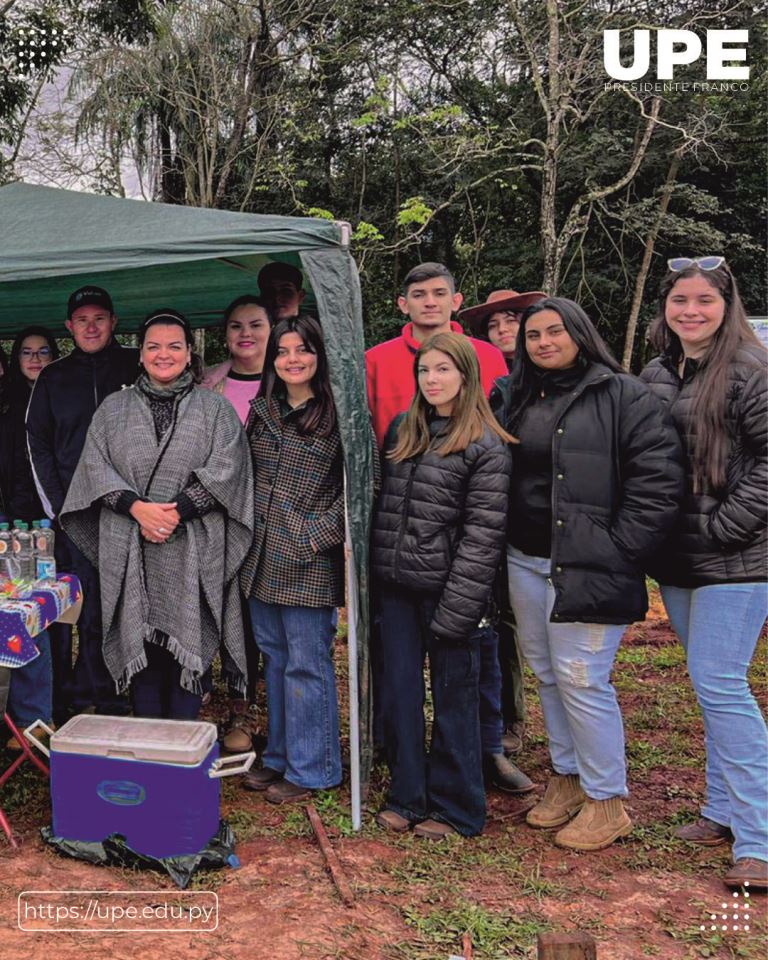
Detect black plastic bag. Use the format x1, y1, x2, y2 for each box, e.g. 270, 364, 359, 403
41, 819, 239, 888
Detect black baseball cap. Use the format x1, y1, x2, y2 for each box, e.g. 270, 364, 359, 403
67, 285, 114, 319
258, 261, 303, 291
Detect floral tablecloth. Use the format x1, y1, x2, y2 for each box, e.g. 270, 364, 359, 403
0, 575, 82, 669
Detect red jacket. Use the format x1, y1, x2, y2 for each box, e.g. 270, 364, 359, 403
365, 321, 508, 447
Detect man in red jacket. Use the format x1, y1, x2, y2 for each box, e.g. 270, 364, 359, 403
365, 263, 507, 446
365, 262, 533, 797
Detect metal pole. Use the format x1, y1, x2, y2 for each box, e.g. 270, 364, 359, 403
344, 471, 362, 831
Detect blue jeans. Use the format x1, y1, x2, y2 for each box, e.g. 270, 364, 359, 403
248, 599, 341, 790
477, 623, 503, 756
8, 631, 52, 725
378, 586, 485, 836
507, 546, 628, 799
661, 582, 768, 862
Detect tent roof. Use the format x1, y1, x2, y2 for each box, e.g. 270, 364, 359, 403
0, 183, 348, 335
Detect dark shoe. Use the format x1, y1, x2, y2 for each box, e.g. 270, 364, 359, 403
223, 699, 254, 753
723, 858, 768, 890
484, 754, 535, 794
265, 780, 313, 805
7, 722, 56, 752
501, 721, 525, 756
675, 817, 733, 847
242, 766, 282, 792
413, 818, 458, 840
375, 809, 411, 833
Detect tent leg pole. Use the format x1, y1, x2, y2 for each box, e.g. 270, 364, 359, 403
344, 476, 362, 832
345, 541, 362, 832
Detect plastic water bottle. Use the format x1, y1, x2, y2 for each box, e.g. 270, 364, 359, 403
35, 519, 57, 581
11, 521, 36, 580
0, 522, 14, 580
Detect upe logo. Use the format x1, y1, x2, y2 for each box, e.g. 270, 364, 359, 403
604, 29, 749, 81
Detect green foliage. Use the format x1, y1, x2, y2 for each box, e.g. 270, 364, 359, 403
400, 901, 546, 959
397, 197, 433, 229
5, 0, 766, 360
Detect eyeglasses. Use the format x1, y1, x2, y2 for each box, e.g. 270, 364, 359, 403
20, 347, 52, 360
667, 256, 725, 272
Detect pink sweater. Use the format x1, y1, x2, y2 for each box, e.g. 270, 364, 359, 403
201, 361, 262, 425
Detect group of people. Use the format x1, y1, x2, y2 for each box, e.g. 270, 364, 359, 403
0, 255, 764, 891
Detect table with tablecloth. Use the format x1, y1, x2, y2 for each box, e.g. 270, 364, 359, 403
0, 575, 82, 846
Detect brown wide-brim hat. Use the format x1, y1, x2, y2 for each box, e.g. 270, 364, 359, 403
459, 288, 547, 338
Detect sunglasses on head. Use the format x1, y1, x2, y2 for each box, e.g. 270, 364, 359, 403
667, 256, 725, 272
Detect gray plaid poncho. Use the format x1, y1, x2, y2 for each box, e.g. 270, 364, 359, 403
60, 383, 254, 695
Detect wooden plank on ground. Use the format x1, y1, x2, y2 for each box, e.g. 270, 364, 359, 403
305, 803, 355, 907
537, 931, 597, 959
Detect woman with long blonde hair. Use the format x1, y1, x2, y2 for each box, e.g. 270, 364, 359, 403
371, 332, 514, 838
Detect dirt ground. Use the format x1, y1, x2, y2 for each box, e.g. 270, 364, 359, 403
1, 590, 765, 959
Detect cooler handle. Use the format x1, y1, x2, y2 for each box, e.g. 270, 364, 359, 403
23, 718, 55, 758
208, 751, 255, 778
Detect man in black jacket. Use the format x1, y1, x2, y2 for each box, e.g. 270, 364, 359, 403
27, 285, 139, 718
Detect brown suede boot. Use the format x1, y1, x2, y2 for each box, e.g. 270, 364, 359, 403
526, 774, 585, 828
222, 699, 253, 753
554, 796, 632, 851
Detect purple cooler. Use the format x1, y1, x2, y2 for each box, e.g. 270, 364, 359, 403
30, 715, 254, 859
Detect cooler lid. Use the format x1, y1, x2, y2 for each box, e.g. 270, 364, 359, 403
50, 715, 218, 765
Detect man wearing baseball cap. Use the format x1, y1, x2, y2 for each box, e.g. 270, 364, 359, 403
459, 288, 546, 373
258, 261, 306, 321
26, 284, 139, 719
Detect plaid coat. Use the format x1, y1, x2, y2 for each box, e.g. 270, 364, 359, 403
240, 395, 345, 607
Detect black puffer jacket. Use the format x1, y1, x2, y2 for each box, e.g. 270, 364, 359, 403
492, 363, 684, 624
26, 340, 139, 517
372, 415, 512, 641
639, 343, 767, 586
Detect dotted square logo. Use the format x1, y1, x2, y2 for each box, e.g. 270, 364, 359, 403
701, 885, 751, 933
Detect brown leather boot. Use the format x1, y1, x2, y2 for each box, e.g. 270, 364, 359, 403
526, 774, 585, 828
222, 699, 253, 753
723, 857, 768, 890
554, 796, 632, 851
675, 817, 733, 846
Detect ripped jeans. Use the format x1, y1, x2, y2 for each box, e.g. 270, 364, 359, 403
506, 546, 628, 799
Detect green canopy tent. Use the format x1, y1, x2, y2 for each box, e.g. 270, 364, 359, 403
0, 183, 374, 825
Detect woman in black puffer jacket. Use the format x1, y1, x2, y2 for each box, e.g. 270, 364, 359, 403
372, 332, 513, 839
640, 258, 768, 891
493, 297, 683, 853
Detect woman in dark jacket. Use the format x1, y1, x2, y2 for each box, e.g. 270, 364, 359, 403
239, 315, 348, 804
640, 258, 768, 890
492, 297, 683, 851
372, 332, 514, 839
0, 326, 59, 522
1, 328, 59, 747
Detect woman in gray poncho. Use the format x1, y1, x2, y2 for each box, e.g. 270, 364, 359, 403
61, 309, 253, 719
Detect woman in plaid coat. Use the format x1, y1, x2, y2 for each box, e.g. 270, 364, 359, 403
239, 315, 345, 804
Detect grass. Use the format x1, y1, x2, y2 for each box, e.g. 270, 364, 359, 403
394, 900, 547, 960
659, 910, 767, 960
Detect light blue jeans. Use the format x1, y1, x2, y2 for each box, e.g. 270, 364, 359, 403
507, 546, 628, 799
661, 582, 768, 862
248, 599, 341, 790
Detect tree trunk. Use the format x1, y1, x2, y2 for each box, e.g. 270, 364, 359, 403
621, 148, 683, 370
540, 0, 561, 294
